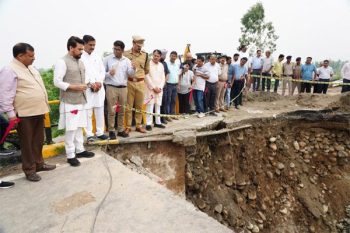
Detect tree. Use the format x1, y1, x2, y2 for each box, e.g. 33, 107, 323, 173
238, 2, 279, 54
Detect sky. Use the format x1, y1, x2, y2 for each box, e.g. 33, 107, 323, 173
0, 0, 349, 68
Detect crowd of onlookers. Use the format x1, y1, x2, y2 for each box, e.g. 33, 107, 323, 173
0, 35, 349, 186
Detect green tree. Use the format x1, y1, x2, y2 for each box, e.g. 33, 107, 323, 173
239, 2, 279, 53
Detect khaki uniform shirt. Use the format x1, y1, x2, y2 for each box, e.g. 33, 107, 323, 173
124, 49, 150, 79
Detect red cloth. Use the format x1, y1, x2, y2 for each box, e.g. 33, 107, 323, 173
0, 118, 21, 144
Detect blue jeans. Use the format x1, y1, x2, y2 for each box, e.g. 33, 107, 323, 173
193, 90, 204, 113
225, 85, 231, 107
166, 83, 177, 114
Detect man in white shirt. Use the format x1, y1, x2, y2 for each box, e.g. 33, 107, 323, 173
81, 35, 108, 142
204, 55, 221, 114
165, 51, 181, 118
261, 50, 274, 92
104, 40, 135, 139
192, 57, 209, 118
341, 61, 350, 93
250, 49, 263, 91
54, 36, 95, 167
317, 60, 333, 94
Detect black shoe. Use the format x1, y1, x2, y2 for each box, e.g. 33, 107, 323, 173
209, 112, 217, 116
0, 148, 15, 156
154, 124, 166, 129
235, 106, 239, 109
76, 151, 95, 158
109, 131, 116, 140
67, 158, 81, 167
146, 125, 152, 131
117, 131, 129, 138
97, 134, 109, 140
161, 118, 168, 124
87, 136, 95, 143
0, 181, 15, 188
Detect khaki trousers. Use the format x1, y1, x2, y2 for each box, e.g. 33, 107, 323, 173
291, 81, 301, 95
215, 81, 226, 109
126, 81, 145, 128
17, 115, 45, 175
106, 85, 127, 132
282, 76, 292, 96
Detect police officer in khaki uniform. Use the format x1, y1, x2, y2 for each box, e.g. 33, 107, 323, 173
124, 35, 150, 134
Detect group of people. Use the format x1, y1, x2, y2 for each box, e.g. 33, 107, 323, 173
0, 36, 350, 187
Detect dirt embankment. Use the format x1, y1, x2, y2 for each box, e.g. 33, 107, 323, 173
186, 113, 350, 233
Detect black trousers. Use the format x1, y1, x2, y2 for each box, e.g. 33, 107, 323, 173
232, 79, 244, 107
318, 79, 330, 94
261, 72, 271, 91
204, 81, 217, 111
178, 93, 190, 114
341, 79, 350, 93
301, 82, 312, 93
274, 75, 280, 92
252, 69, 261, 91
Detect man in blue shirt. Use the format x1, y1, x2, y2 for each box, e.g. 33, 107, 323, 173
301, 57, 317, 93
231, 57, 248, 109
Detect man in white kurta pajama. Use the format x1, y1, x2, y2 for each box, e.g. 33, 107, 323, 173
81, 35, 108, 142
144, 50, 166, 131
54, 36, 95, 167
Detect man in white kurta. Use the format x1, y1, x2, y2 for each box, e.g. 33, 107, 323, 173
144, 50, 166, 130
81, 35, 107, 141
54, 36, 95, 167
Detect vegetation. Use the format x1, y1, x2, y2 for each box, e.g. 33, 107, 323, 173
40, 69, 64, 137
239, 2, 279, 54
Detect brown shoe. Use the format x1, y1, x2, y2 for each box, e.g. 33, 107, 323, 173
26, 173, 41, 182
215, 109, 220, 113
124, 128, 131, 135
165, 117, 172, 122
136, 126, 146, 133
36, 163, 56, 172
220, 108, 227, 112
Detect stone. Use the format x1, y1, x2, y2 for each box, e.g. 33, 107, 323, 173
323, 205, 329, 214
277, 162, 285, 170
335, 145, 345, 151
289, 162, 295, 168
258, 224, 264, 230
197, 199, 206, 210
299, 141, 307, 148
270, 143, 277, 151
293, 141, 300, 151
279, 208, 288, 215
252, 225, 260, 233
247, 222, 254, 230
258, 211, 266, 221
269, 137, 277, 143
309, 225, 316, 233
266, 171, 273, 179
248, 190, 257, 200
129, 155, 143, 167
214, 204, 223, 213
338, 151, 348, 158
172, 130, 197, 146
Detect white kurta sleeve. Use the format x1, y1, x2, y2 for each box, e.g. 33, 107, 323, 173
53, 59, 69, 91
97, 58, 105, 83
145, 73, 155, 90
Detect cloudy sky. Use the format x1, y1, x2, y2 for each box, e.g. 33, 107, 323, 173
0, 0, 349, 68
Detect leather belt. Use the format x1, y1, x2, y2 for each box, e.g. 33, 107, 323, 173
128, 77, 144, 82
106, 84, 126, 88
219, 79, 227, 82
